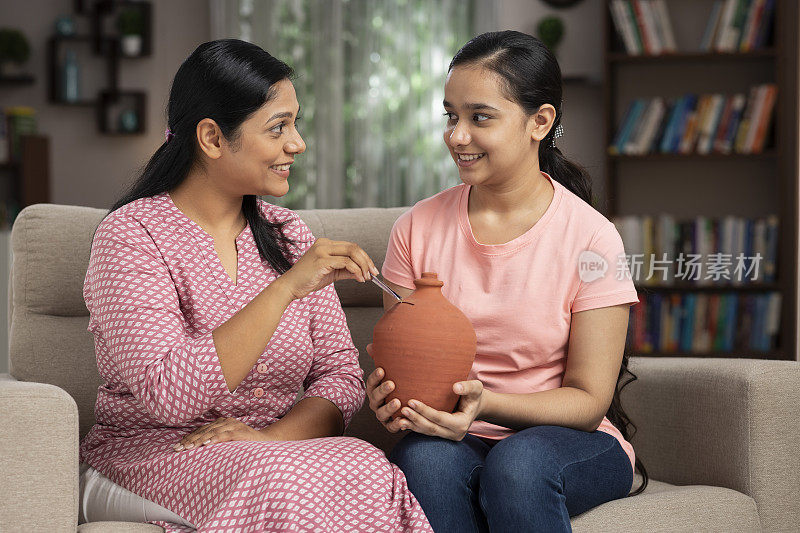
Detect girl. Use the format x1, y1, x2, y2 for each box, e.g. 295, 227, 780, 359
367, 31, 648, 532
79, 39, 432, 532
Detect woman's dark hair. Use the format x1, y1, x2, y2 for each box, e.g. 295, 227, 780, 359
450, 31, 648, 495
109, 39, 295, 273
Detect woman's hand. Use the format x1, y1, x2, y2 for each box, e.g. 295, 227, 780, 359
173, 417, 268, 451
397, 380, 485, 441
365, 366, 406, 433
279, 237, 379, 300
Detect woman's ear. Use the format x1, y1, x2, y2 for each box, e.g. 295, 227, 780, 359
196, 118, 224, 159
530, 104, 556, 143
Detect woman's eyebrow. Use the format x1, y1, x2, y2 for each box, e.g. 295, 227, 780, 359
266, 106, 300, 123
442, 100, 499, 112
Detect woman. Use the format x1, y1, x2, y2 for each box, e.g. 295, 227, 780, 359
367, 31, 648, 532
79, 39, 432, 532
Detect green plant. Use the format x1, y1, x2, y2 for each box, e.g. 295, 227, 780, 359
0, 29, 31, 65
536, 16, 565, 53
116, 8, 144, 36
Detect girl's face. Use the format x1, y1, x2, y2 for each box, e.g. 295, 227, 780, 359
443, 66, 547, 188
222, 79, 306, 198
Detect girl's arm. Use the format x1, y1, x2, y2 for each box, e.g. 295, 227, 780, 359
394, 303, 630, 439
478, 304, 630, 432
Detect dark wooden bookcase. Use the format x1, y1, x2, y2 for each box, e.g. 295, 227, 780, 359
602, 0, 798, 360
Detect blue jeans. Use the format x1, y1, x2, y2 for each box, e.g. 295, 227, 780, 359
390, 425, 633, 533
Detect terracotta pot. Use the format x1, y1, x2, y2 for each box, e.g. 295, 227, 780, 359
368, 272, 476, 418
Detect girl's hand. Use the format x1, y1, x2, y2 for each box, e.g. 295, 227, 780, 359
279, 238, 379, 300
365, 364, 406, 433
397, 380, 485, 441
173, 417, 267, 451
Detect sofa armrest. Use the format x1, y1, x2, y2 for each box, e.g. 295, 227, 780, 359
0, 373, 79, 531
625, 357, 800, 531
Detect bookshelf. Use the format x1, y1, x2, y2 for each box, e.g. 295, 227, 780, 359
603, 0, 798, 361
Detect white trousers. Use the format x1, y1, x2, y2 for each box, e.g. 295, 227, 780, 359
79, 463, 196, 529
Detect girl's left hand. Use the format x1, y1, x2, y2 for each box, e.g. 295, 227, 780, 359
173, 417, 265, 451
398, 380, 485, 441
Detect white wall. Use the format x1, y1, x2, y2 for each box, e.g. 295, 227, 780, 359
0, 0, 211, 210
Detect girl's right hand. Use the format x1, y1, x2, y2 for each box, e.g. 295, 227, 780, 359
366, 366, 405, 433
279, 237, 379, 300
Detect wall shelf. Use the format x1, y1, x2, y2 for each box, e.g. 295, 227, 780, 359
46, 1, 151, 135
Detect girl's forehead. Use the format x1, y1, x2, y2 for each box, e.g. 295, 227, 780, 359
444, 66, 513, 107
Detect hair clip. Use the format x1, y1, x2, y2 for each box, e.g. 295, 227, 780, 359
551, 123, 564, 147
165, 128, 175, 142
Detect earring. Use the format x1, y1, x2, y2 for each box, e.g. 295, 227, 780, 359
551, 123, 564, 147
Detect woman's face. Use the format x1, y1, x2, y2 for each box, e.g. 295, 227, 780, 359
442, 65, 540, 188
222, 79, 306, 197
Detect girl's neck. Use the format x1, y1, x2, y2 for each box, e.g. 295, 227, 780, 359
469, 166, 552, 216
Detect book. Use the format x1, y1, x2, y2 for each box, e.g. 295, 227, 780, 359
766, 292, 782, 349
716, 0, 741, 52
639, 98, 667, 155
624, 99, 654, 154
679, 95, 706, 154
610, 99, 639, 154
720, 93, 746, 153
729, 0, 752, 50
754, 0, 775, 49
633, 0, 658, 54
743, 84, 767, 153
740, 0, 765, 51
750, 84, 777, 153
652, 0, 677, 52
611, 0, 641, 54
701, 1, 725, 51
734, 86, 760, 152
5, 107, 37, 163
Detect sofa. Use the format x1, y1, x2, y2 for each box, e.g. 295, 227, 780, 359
1, 203, 798, 532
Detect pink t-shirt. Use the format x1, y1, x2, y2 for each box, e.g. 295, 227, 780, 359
382, 173, 639, 471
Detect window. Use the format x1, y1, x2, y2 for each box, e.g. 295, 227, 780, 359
213, 0, 475, 208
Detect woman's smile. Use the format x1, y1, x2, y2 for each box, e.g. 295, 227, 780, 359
269, 160, 293, 178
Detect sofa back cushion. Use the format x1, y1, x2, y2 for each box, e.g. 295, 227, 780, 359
9, 203, 407, 453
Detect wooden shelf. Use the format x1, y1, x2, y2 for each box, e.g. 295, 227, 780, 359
0, 75, 35, 86
604, 1, 797, 362
635, 283, 781, 293
609, 151, 778, 161
609, 49, 777, 64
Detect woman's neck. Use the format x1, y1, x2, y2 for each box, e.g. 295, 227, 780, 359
169, 172, 247, 238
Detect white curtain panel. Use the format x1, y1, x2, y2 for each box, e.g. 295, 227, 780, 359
209, 0, 486, 209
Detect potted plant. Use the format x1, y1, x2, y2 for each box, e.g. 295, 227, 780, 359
536, 16, 565, 56
117, 7, 144, 57
0, 29, 31, 77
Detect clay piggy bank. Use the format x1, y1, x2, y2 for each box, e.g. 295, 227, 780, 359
368, 272, 477, 418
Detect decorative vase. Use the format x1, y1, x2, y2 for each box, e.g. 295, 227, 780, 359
118, 109, 139, 132
368, 272, 476, 418
121, 35, 142, 57
61, 49, 80, 102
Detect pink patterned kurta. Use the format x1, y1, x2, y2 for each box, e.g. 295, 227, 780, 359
80, 193, 431, 532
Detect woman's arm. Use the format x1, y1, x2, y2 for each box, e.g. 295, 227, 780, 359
214, 237, 377, 392
260, 397, 344, 440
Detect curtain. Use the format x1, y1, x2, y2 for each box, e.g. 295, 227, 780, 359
210, 0, 482, 209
